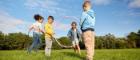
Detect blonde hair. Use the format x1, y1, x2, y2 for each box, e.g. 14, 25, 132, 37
83, 1, 91, 8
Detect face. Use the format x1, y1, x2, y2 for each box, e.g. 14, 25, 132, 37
48, 18, 54, 24
38, 19, 43, 23
83, 3, 91, 11
71, 23, 77, 29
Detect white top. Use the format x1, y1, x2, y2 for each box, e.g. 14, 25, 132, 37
30, 21, 43, 34
73, 29, 78, 41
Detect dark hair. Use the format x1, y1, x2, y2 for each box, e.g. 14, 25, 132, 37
83, 1, 91, 8
71, 21, 77, 26
48, 16, 54, 20
34, 14, 44, 21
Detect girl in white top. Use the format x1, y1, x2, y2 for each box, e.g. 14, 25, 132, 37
27, 14, 44, 54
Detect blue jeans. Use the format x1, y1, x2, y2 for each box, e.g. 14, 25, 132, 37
28, 32, 41, 53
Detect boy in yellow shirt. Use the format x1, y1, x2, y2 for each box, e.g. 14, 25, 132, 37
44, 16, 54, 56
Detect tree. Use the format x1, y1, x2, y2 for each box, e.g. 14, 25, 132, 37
127, 32, 137, 48
104, 33, 116, 49
0, 31, 5, 49
136, 30, 140, 48
115, 38, 127, 49
0, 29, 140, 50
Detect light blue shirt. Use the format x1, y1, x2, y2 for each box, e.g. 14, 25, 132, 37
80, 9, 95, 30
67, 29, 81, 41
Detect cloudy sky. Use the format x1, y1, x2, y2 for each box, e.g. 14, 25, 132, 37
0, 0, 140, 37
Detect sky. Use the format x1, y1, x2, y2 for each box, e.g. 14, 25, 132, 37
0, 0, 140, 37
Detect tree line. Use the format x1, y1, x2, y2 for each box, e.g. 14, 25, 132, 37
0, 29, 140, 50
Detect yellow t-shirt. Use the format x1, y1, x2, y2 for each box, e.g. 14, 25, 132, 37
44, 23, 54, 39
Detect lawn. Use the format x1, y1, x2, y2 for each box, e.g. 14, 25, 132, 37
0, 49, 140, 60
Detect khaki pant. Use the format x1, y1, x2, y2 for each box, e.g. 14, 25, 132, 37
45, 37, 52, 56
83, 31, 95, 60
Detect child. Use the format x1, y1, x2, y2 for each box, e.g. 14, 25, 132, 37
28, 14, 44, 54
67, 21, 81, 55
44, 16, 54, 56
80, 1, 95, 60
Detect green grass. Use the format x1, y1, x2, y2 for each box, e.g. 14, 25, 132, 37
0, 49, 140, 60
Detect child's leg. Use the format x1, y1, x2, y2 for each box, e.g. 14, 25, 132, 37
45, 38, 52, 56
48, 40, 52, 56
72, 46, 76, 53
76, 45, 81, 55
28, 40, 37, 53
83, 31, 95, 60
34, 34, 42, 52
34, 39, 40, 52
92, 32, 95, 56
76, 40, 81, 55
28, 33, 38, 53
72, 41, 76, 52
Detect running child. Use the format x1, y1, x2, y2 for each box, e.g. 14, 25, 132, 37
27, 14, 44, 54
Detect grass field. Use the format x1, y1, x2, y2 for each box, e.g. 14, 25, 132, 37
0, 49, 140, 60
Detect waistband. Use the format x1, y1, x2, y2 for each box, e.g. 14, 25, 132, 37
82, 28, 94, 32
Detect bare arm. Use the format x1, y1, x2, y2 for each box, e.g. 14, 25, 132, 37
28, 25, 33, 35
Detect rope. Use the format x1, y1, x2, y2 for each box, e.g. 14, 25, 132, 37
52, 37, 73, 48
27, 32, 73, 48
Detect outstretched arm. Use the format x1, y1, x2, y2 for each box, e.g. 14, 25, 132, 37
28, 25, 34, 34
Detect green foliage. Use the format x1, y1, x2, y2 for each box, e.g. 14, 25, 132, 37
0, 29, 140, 50
127, 30, 140, 48
0, 32, 32, 50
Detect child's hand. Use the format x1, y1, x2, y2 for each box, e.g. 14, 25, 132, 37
53, 33, 55, 35
42, 31, 45, 35
50, 33, 55, 37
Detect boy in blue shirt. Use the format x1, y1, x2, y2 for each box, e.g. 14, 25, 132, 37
80, 1, 95, 60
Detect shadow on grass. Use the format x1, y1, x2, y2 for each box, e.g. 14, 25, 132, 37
62, 51, 84, 60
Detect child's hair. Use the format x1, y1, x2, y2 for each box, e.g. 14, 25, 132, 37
48, 16, 54, 20
34, 14, 44, 21
71, 21, 77, 26
83, 0, 91, 8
